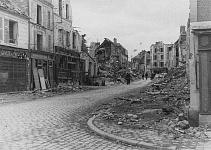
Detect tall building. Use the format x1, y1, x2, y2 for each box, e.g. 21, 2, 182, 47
150, 41, 172, 73
53, 0, 81, 85
29, 0, 55, 90
0, 0, 29, 93
188, 0, 211, 126
131, 50, 150, 75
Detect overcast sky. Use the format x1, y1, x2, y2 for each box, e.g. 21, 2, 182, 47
71, 0, 189, 58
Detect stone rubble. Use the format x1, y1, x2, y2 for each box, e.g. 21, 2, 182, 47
95, 65, 208, 144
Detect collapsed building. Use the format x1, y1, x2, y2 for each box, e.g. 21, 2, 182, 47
95, 38, 128, 80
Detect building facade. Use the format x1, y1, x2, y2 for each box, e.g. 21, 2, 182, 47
0, 0, 29, 93
95, 38, 128, 68
28, 0, 55, 90
150, 41, 171, 73
131, 50, 150, 75
53, 0, 81, 85
188, 0, 211, 126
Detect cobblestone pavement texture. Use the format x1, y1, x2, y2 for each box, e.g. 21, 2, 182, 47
0, 80, 150, 150
90, 104, 211, 150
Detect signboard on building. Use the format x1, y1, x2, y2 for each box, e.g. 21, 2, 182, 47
0, 48, 28, 59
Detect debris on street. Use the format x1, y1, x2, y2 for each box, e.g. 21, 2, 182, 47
0, 84, 96, 103
93, 65, 208, 146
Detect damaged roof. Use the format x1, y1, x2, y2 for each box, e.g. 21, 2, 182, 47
0, 0, 28, 18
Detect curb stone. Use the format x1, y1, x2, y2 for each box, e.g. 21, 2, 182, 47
87, 115, 177, 150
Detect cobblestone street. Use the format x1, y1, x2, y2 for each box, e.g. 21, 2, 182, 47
0, 80, 150, 150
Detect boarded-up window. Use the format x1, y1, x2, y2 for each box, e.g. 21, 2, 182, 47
0, 17, 3, 41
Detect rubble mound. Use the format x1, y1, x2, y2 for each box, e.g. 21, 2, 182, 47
95, 65, 208, 146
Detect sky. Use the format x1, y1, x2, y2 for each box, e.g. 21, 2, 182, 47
71, 0, 190, 58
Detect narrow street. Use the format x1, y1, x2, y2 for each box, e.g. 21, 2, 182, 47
0, 80, 150, 150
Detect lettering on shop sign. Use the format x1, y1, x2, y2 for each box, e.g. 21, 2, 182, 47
0, 49, 27, 59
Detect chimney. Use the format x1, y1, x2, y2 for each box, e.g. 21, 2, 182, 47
114, 38, 117, 44
180, 26, 186, 34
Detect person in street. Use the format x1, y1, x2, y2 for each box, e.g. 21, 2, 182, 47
145, 72, 148, 80
125, 72, 131, 85
150, 72, 155, 80
142, 73, 145, 80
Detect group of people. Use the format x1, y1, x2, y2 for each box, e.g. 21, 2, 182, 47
125, 72, 151, 85
141, 72, 149, 80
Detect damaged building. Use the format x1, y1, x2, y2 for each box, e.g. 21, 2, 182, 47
53, 0, 80, 85
95, 38, 128, 76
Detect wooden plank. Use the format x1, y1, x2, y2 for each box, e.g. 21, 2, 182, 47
33, 68, 40, 90
38, 69, 46, 90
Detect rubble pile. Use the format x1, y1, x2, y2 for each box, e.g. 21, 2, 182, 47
0, 84, 94, 101
97, 65, 208, 142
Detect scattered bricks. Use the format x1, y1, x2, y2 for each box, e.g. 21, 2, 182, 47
178, 113, 186, 121
177, 120, 190, 130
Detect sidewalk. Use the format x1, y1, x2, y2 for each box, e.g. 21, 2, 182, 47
88, 114, 211, 150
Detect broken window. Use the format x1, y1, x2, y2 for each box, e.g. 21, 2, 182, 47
37, 5, 42, 25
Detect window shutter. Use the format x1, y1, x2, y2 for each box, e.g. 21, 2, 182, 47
43, 7, 47, 27
4, 19, 9, 43
34, 30, 37, 50
14, 22, 18, 45
0, 17, 3, 41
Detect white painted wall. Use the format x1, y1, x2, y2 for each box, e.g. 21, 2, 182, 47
0, 10, 29, 49
29, 0, 54, 52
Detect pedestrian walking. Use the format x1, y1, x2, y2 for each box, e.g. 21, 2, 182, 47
142, 74, 145, 80
145, 72, 148, 80
125, 72, 131, 85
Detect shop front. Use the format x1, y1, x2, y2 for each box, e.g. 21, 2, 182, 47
55, 46, 80, 85
30, 51, 55, 90
0, 45, 28, 93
